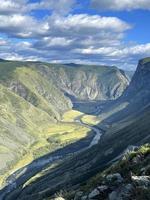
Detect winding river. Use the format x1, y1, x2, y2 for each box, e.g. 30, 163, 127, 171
0, 116, 103, 200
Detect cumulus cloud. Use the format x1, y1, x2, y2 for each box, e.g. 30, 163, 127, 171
32, 14, 130, 47
0, 14, 49, 38
91, 0, 150, 11
1, 37, 150, 70
34, 0, 76, 15
0, 0, 75, 15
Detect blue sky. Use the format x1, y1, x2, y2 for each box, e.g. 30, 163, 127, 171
0, 0, 150, 70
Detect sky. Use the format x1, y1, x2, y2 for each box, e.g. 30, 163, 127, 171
0, 0, 150, 70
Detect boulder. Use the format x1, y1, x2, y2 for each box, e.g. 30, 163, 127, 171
74, 191, 84, 200
132, 154, 143, 164
109, 184, 134, 200
81, 195, 88, 200
88, 188, 100, 199
54, 197, 65, 200
131, 175, 150, 187
88, 185, 110, 199
106, 173, 124, 186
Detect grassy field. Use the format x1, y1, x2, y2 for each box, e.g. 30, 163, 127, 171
81, 114, 100, 125
0, 109, 98, 188
0, 114, 91, 188
62, 110, 83, 122
62, 109, 100, 126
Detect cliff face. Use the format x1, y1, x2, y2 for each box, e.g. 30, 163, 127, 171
37, 63, 129, 101
99, 58, 150, 124
123, 58, 150, 99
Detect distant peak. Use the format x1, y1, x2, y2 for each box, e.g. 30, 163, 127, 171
65, 63, 79, 67
139, 57, 150, 65
0, 58, 5, 62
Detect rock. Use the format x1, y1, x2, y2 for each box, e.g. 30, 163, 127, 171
88, 185, 110, 199
109, 191, 118, 200
132, 154, 143, 164
81, 195, 88, 200
97, 185, 109, 191
123, 145, 139, 156
109, 184, 134, 200
140, 167, 146, 175
88, 188, 100, 199
74, 191, 84, 200
131, 175, 150, 187
54, 197, 65, 200
106, 173, 124, 186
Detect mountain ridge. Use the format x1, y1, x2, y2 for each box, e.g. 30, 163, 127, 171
1, 58, 150, 200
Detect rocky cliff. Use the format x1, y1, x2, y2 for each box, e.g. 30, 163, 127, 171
35, 63, 129, 101
98, 57, 150, 124
71, 144, 150, 200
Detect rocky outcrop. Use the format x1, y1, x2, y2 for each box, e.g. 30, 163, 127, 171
99, 57, 150, 124
131, 176, 150, 187
36, 63, 129, 101
72, 144, 150, 200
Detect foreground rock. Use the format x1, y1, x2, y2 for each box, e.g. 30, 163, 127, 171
71, 144, 150, 200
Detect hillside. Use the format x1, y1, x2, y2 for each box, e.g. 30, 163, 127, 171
9, 105, 150, 200
97, 57, 150, 124
72, 144, 150, 200
3, 58, 149, 200
0, 60, 129, 190
36, 63, 129, 101
0, 60, 74, 181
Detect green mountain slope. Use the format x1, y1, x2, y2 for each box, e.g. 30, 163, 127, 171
0, 83, 56, 175
0, 60, 129, 187
0, 60, 72, 179
6, 58, 150, 200
13, 105, 150, 200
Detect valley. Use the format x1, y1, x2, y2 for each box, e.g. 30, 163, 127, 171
0, 110, 104, 199
0, 58, 150, 200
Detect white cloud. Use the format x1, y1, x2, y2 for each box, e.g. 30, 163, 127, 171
0, 14, 49, 38
49, 14, 130, 34
0, 0, 75, 15
0, 0, 149, 71
76, 43, 150, 58
0, 36, 150, 70
0, 0, 28, 14
32, 14, 130, 49
35, 0, 76, 15
91, 0, 150, 11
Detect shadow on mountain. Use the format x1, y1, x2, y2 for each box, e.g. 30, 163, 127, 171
0, 128, 98, 199
64, 92, 112, 115
7, 104, 150, 200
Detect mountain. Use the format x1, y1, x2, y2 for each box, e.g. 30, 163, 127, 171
125, 70, 135, 80
44, 63, 129, 101
0, 60, 72, 177
0, 60, 129, 187
98, 57, 150, 124
73, 144, 150, 200
11, 106, 150, 200
2, 58, 150, 200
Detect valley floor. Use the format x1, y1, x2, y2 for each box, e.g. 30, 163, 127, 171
0, 110, 103, 199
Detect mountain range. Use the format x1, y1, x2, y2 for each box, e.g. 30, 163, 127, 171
0, 58, 149, 200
